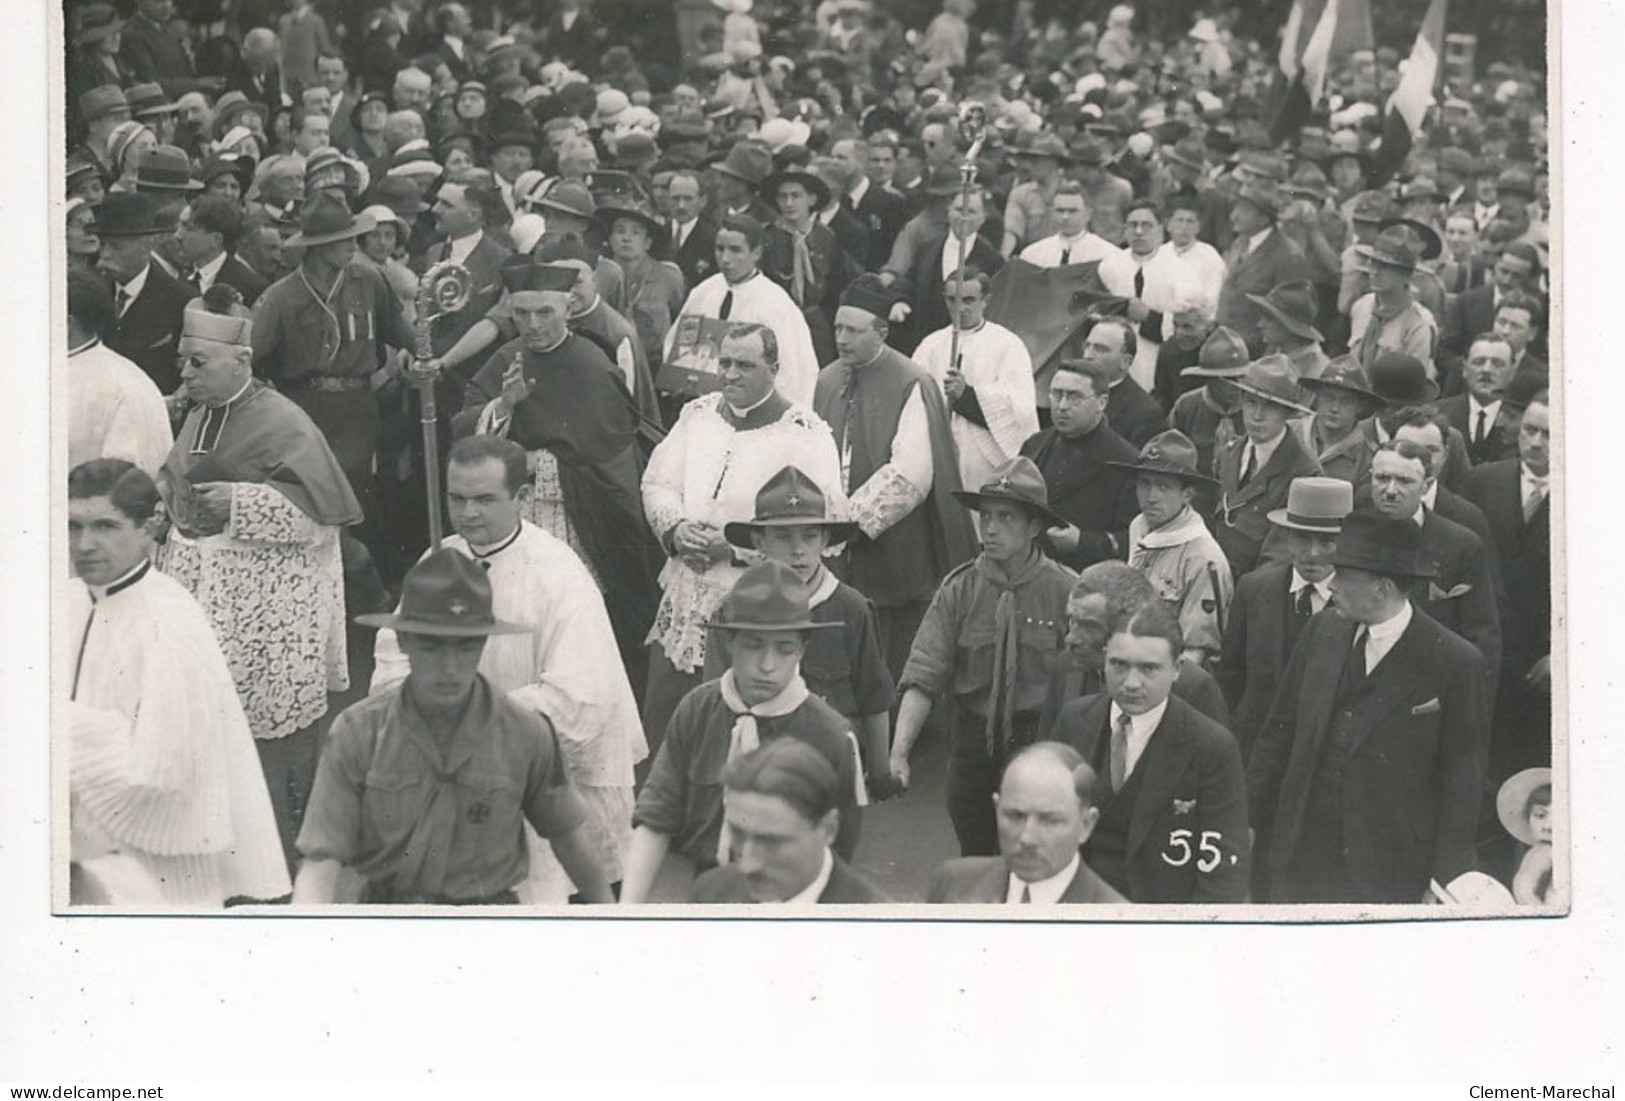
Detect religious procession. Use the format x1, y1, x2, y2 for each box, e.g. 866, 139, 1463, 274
60, 0, 1556, 910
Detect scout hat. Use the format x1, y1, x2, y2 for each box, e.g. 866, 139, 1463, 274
92, 192, 165, 237
1301, 356, 1383, 407
1108, 430, 1218, 486
1497, 767, 1553, 846
1180, 325, 1252, 379
919, 162, 965, 197
80, 84, 131, 124
1329, 508, 1437, 579
707, 561, 840, 633
134, 145, 202, 192
1267, 476, 1354, 533
839, 273, 896, 319
1231, 354, 1312, 415
762, 165, 830, 211
1246, 281, 1322, 343
1011, 131, 1071, 163
1368, 351, 1439, 405
1349, 189, 1398, 226
951, 457, 1066, 529
712, 141, 774, 186
1377, 216, 1444, 262
596, 198, 668, 248
1355, 225, 1422, 272
356, 548, 532, 636
285, 191, 376, 248
725, 466, 860, 548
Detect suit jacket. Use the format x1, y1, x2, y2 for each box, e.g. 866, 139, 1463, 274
1462, 459, 1551, 678
420, 233, 511, 362
820, 205, 872, 279
212, 255, 269, 308
1360, 417, 1472, 492
105, 263, 194, 395
1053, 693, 1251, 903
691, 854, 892, 903
892, 231, 1003, 353
1020, 423, 1140, 569
1441, 283, 1497, 362
848, 183, 912, 271
1212, 429, 1321, 578
118, 13, 198, 97
1246, 607, 1487, 902
926, 855, 1127, 904
1216, 228, 1309, 354
1216, 563, 1319, 764
665, 213, 719, 290
1103, 375, 1166, 450
1414, 509, 1503, 698
1438, 393, 1520, 466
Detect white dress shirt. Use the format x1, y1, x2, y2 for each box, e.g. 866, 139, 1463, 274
194, 250, 228, 294
1239, 428, 1287, 480
115, 265, 151, 316
1520, 464, 1550, 516
447, 229, 484, 267
672, 216, 698, 250
1019, 230, 1123, 269
847, 176, 870, 208
1362, 600, 1414, 672
1467, 396, 1502, 443
1108, 697, 1170, 782
1006, 853, 1081, 904
1289, 569, 1334, 615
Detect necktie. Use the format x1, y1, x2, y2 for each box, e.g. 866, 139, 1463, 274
1110, 713, 1132, 793
1295, 586, 1315, 619
718, 288, 734, 320
1523, 476, 1549, 522
1133, 268, 1146, 297
115, 287, 132, 317
1337, 627, 1369, 706
1059, 246, 1071, 265
1239, 445, 1257, 487
1358, 308, 1385, 369
1474, 408, 1488, 446
1019, 883, 1032, 904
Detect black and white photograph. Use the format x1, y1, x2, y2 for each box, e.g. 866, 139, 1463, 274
7, 0, 1620, 1086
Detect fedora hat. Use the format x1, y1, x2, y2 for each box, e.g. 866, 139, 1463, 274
1267, 476, 1354, 533
1108, 430, 1218, 486
372, 174, 430, 216
135, 145, 202, 192
1301, 356, 1382, 405
1246, 281, 1323, 343
356, 548, 531, 636
1328, 508, 1437, 579
1181, 325, 1252, 379
1377, 216, 1444, 262
1282, 162, 1331, 203
77, 3, 124, 45
1355, 225, 1421, 271
725, 466, 859, 548
762, 166, 830, 211
1348, 189, 1397, 225
1496, 767, 1553, 846
1399, 175, 1444, 204
597, 198, 668, 248
1161, 135, 1207, 173
125, 82, 178, 119
1232, 179, 1284, 220
535, 179, 597, 221
1011, 132, 1071, 162
1068, 136, 1110, 167
286, 191, 376, 248
707, 561, 841, 633
711, 141, 774, 185
951, 456, 1066, 529
919, 162, 965, 197
1231, 354, 1312, 415
92, 192, 164, 238
1368, 351, 1439, 405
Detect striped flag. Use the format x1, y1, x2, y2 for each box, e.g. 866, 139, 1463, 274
1268, 0, 1366, 144
1369, 0, 1448, 185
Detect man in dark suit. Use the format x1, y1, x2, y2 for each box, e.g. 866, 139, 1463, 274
1084, 317, 1164, 449
96, 193, 194, 396
812, 159, 872, 282
119, 0, 205, 99
1390, 409, 1500, 560
421, 181, 511, 372
1462, 393, 1552, 783
1370, 441, 1503, 699
926, 742, 1125, 904
1439, 241, 1541, 373
1362, 352, 1473, 492
1437, 334, 1522, 465
662, 169, 719, 289
1053, 604, 1251, 903
545, 0, 607, 74
691, 739, 890, 904
887, 184, 1003, 354
834, 137, 911, 272
173, 194, 268, 308
1212, 354, 1321, 577
1218, 477, 1352, 764
1247, 510, 1487, 903
1215, 182, 1309, 355
1021, 359, 1140, 570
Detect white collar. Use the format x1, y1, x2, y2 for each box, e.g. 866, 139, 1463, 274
723, 269, 761, 288
1006, 852, 1081, 905
725, 387, 776, 418
1056, 228, 1093, 247
68, 336, 100, 357
779, 848, 836, 905
1468, 395, 1502, 420
1290, 568, 1334, 601
1411, 504, 1428, 526
84, 558, 151, 602
817, 205, 838, 226
805, 565, 839, 609
848, 176, 870, 205
1522, 463, 1549, 487
196, 249, 228, 287
1108, 696, 1169, 782
1136, 505, 1210, 549
1421, 482, 1439, 512
447, 228, 484, 262
1363, 600, 1413, 663
1247, 226, 1272, 252
1246, 428, 1287, 469
118, 264, 151, 302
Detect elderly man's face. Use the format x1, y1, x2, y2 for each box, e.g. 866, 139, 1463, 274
1169, 309, 1211, 348
994, 751, 1099, 884
1104, 629, 1179, 716
1370, 449, 1428, 518
512, 290, 570, 351
718, 331, 778, 409
178, 335, 250, 406
721, 789, 837, 902
1519, 400, 1550, 476
1051, 193, 1090, 238
394, 74, 432, 112
1287, 529, 1338, 584
1465, 339, 1516, 404
1064, 591, 1112, 669
729, 628, 807, 707
833, 305, 885, 365
95, 233, 155, 284
558, 140, 598, 179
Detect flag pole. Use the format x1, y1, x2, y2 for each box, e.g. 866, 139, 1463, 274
412, 262, 472, 548
949, 102, 988, 378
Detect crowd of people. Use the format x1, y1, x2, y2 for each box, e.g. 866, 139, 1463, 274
60, 0, 1556, 909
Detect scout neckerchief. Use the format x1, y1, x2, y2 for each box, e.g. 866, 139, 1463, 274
976, 544, 1048, 756
715, 668, 811, 864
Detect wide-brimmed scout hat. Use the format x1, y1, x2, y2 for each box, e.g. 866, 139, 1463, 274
1368, 351, 1439, 405
1108, 430, 1219, 486
356, 548, 531, 636
1355, 225, 1422, 272
1497, 767, 1553, 845
707, 561, 841, 633
596, 198, 668, 247
1327, 508, 1437, 579
725, 466, 859, 548
1301, 356, 1383, 406
1231, 354, 1312, 415
1267, 476, 1354, 533
950, 457, 1066, 529
711, 141, 774, 185
1246, 281, 1322, 342
1010, 132, 1072, 163
1377, 216, 1444, 262
285, 191, 376, 247
762, 166, 831, 211
1181, 325, 1252, 379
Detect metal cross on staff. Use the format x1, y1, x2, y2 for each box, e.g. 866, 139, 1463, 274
412, 261, 472, 547
948, 101, 989, 383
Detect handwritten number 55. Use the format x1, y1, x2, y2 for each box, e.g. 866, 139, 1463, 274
1162, 829, 1223, 872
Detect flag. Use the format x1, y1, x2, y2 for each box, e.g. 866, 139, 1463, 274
1369, 0, 1447, 185
1267, 0, 1363, 144
983, 259, 1126, 404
